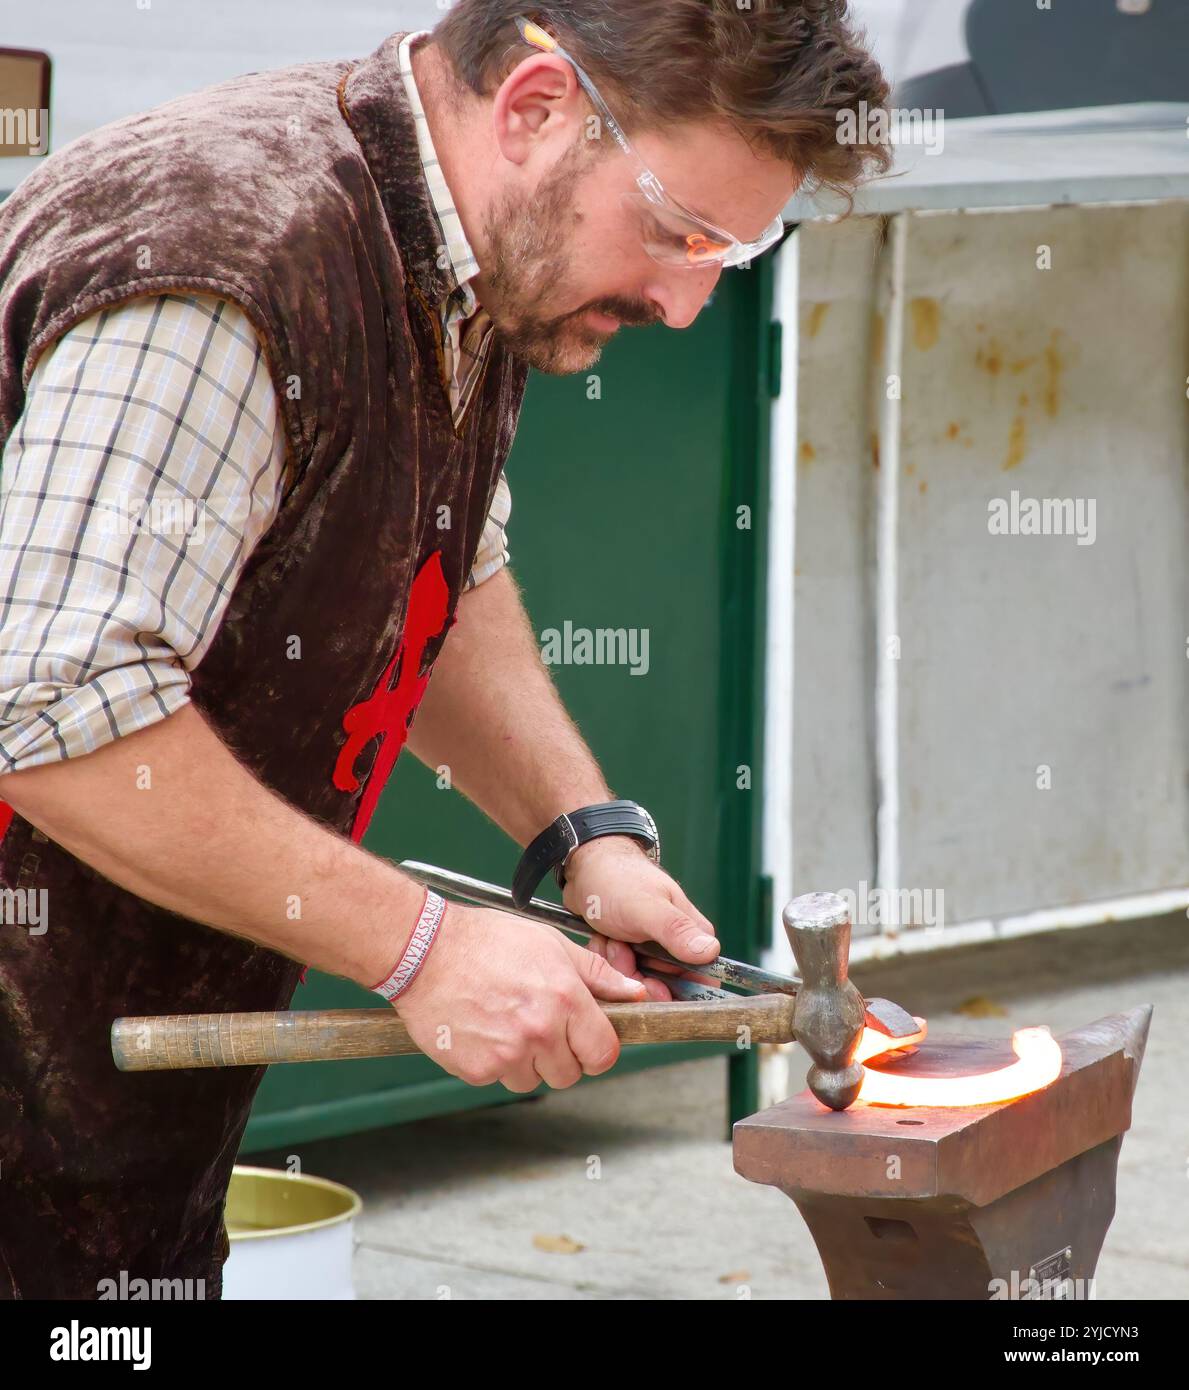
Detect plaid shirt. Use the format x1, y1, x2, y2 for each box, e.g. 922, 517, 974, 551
0, 34, 509, 773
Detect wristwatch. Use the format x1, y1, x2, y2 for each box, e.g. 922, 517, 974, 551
512, 800, 660, 908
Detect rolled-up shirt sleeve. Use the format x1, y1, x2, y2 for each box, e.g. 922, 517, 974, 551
0, 293, 285, 772
465, 470, 512, 590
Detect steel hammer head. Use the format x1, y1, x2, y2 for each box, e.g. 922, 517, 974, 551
784, 892, 867, 1111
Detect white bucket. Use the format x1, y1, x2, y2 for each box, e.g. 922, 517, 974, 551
222, 1165, 361, 1300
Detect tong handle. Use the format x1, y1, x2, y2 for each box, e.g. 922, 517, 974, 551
400, 860, 799, 996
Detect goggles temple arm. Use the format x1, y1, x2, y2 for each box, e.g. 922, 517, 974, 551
515, 17, 639, 168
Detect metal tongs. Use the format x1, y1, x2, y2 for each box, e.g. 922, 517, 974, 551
400, 860, 917, 1039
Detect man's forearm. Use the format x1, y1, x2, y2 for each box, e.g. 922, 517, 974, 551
406, 568, 614, 846
406, 570, 718, 978
0, 704, 423, 987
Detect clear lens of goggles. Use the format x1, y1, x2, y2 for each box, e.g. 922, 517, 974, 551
626, 189, 784, 270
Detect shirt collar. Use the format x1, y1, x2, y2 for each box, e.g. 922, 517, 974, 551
397, 31, 480, 319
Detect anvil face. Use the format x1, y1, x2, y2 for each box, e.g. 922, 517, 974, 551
733, 1008, 1151, 1300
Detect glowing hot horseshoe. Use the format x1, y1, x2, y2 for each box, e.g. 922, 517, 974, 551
856, 1024, 1063, 1108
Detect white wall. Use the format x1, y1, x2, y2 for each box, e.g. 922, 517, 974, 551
849, 0, 971, 83
1, 1, 443, 190
2, 0, 972, 190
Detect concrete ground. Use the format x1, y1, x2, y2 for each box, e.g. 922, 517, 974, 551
248, 911, 1189, 1300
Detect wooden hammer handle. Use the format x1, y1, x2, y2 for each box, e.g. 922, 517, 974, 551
111, 995, 795, 1072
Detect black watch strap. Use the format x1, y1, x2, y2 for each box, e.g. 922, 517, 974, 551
512, 800, 660, 908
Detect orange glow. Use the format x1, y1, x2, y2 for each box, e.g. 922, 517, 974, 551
854, 1022, 1062, 1108
686, 233, 729, 264
854, 1019, 929, 1065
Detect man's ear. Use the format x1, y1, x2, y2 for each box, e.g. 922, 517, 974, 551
492, 53, 579, 166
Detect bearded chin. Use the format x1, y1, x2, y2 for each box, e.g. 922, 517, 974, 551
479, 150, 610, 375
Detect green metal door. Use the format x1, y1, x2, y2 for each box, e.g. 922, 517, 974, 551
245, 263, 774, 1149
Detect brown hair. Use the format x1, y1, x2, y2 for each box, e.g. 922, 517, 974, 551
433, 1, 892, 202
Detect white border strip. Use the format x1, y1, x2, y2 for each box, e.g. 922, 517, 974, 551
850, 887, 1189, 963
874, 213, 908, 901
760, 234, 800, 979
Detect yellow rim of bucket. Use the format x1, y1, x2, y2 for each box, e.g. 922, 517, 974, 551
227, 1164, 363, 1242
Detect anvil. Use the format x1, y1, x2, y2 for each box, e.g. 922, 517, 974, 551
733, 1007, 1152, 1300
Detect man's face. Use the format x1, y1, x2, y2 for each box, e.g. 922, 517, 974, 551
475, 118, 798, 375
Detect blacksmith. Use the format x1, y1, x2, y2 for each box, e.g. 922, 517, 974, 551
0, 1, 887, 1297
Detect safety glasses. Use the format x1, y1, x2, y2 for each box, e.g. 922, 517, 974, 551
514, 16, 785, 271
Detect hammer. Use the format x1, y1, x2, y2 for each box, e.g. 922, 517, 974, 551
784, 891, 870, 1110
110, 892, 916, 1109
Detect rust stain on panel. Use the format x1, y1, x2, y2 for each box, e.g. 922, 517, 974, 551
909, 297, 940, 351
805, 302, 830, 338
1004, 411, 1028, 471
976, 340, 1004, 376
799, 440, 816, 464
